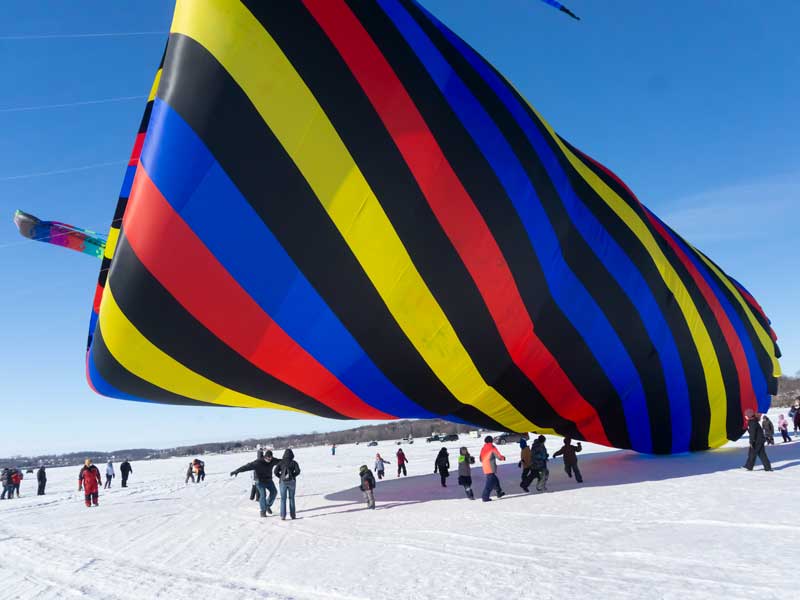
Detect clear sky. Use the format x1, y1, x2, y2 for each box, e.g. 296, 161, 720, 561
1, 1, 797, 457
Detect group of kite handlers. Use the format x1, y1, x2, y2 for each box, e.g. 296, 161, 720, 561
3, 401, 797, 512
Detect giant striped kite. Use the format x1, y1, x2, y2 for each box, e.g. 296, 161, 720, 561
85, 0, 780, 453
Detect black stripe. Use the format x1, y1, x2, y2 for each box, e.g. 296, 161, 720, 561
244, 1, 579, 437
398, 0, 678, 452
91, 325, 212, 408
346, 0, 630, 447
107, 234, 345, 419
158, 33, 462, 421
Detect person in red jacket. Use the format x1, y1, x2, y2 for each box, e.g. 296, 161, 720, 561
480, 436, 506, 502
396, 447, 408, 477
10, 469, 22, 498
78, 459, 102, 507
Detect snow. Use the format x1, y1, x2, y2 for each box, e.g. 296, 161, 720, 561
1, 411, 798, 600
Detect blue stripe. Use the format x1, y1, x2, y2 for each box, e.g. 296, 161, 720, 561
139, 98, 434, 419
88, 341, 151, 403
414, 2, 694, 452
648, 210, 770, 413
120, 165, 137, 198
381, 0, 652, 451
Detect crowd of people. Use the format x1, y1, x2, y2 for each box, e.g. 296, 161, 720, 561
2, 400, 796, 513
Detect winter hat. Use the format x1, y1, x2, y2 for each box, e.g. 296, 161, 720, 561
359, 465, 368, 473
484, 435, 493, 443
537, 435, 546, 443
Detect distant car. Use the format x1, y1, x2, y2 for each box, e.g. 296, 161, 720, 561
426, 434, 441, 443
367, 441, 378, 447
494, 432, 529, 445
26, 468, 34, 474
440, 433, 459, 442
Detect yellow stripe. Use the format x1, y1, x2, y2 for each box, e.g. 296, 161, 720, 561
99, 283, 300, 412
522, 101, 728, 447
691, 247, 781, 379
147, 69, 162, 102
103, 226, 120, 260
171, 0, 550, 434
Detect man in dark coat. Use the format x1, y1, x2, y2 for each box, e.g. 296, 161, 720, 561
230, 450, 279, 517
743, 409, 772, 471
120, 460, 133, 488
273, 449, 301, 520
553, 438, 584, 483
434, 447, 450, 487
359, 465, 376, 509
37, 465, 47, 495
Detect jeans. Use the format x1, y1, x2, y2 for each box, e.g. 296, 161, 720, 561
257, 481, 277, 514
481, 473, 502, 501
279, 480, 296, 519
0, 485, 11, 499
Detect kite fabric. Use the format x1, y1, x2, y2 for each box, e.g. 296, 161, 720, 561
14, 210, 106, 258
86, 0, 780, 454
538, 0, 580, 20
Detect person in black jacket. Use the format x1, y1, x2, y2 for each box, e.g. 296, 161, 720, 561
744, 409, 772, 471
37, 465, 47, 495
120, 460, 132, 488
273, 449, 301, 520
359, 465, 376, 509
434, 447, 450, 487
553, 438, 583, 483
231, 450, 279, 517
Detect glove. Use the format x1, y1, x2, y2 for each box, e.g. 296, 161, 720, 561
230, 471, 237, 477
517, 461, 522, 468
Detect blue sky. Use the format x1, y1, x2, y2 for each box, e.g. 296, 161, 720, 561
1, 1, 797, 456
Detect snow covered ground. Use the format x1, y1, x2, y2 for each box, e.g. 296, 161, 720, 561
1, 410, 798, 600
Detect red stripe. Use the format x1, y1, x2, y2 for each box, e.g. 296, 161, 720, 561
575, 149, 757, 413
732, 283, 776, 341
303, 0, 609, 444
122, 167, 393, 420
129, 132, 146, 166
92, 283, 104, 314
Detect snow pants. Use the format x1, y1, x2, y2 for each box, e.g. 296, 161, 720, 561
279, 480, 296, 519
13, 484, 19, 497
397, 464, 407, 477
744, 444, 771, 470
84, 492, 99, 507
257, 481, 277, 515
520, 468, 535, 490
439, 472, 448, 487
565, 463, 583, 483
37, 481, 46, 495
780, 429, 791, 442
121, 475, 128, 488
1, 485, 11, 499
104, 476, 112, 489
481, 473, 502, 501
377, 470, 384, 480
363, 489, 375, 509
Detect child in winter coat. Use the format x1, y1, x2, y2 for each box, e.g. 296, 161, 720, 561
553, 438, 583, 483
374, 454, 390, 480
778, 414, 791, 443
761, 415, 775, 446
104, 461, 115, 489
359, 465, 376, 509
530, 436, 549, 491
457, 447, 476, 500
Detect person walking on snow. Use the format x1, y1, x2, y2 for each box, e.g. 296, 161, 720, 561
231, 449, 279, 518
79, 459, 102, 507
434, 447, 450, 487
120, 460, 132, 488
104, 461, 115, 489
0, 468, 12, 500
331, 444, 336, 456
761, 415, 775, 446
37, 465, 47, 496
530, 435, 550, 491
396, 447, 408, 478
10, 469, 22, 497
273, 449, 301, 520
185, 462, 195, 484
553, 438, 583, 483
778, 414, 792, 443
792, 400, 800, 436
374, 453, 390, 480
457, 447, 476, 500
519, 439, 534, 492
359, 465, 376, 509
480, 436, 506, 502
743, 409, 772, 471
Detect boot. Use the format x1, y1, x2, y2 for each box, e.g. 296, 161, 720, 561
260, 511, 267, 518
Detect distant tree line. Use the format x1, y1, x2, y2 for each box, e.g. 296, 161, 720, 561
0, 419, 482, 469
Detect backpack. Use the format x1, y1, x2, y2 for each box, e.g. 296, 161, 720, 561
280, 461, 294, 482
